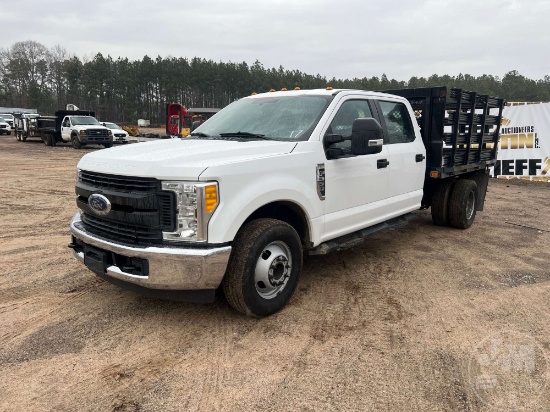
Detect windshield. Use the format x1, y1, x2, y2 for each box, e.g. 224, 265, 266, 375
104, 122, 121, 129
193, 95, 332, 141
71, 116, 100, 126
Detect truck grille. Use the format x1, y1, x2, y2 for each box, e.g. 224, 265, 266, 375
80, 170, 159, 192
88, 129, 109, 137
77, 171, 176, 246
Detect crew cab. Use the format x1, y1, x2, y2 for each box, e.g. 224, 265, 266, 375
69, 87, 504, 316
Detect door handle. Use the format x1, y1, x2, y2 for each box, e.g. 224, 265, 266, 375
416, 154, 425, 162
377, 159, 390, 169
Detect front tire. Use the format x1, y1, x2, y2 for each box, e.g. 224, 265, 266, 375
71, 134, 82, 149
448, 179, 477, 229
223, 218, 303, 317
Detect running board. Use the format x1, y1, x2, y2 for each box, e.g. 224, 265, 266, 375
309, 213, 416, 255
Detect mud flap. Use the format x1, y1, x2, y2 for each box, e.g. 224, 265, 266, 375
470, 169, 489, 212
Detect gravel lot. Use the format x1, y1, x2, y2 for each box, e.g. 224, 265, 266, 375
1, 135, 549, 411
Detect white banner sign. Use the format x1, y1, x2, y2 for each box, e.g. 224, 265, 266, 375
492, 102, 550, 181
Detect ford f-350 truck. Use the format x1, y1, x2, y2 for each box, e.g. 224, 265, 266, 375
69, 87, 504, 316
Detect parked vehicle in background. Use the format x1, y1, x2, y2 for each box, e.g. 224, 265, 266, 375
166, 104, 220, 137
69, 86, 504, 317
0, 115, 11, 135
14, 113, 39, 141
15, 106, 113, 149
101, 122, 129, 144
0, 113, 15, 130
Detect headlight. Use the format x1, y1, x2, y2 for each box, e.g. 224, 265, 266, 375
161, 181, 219, 242
108, 130, 112, 136
79, 130, 87, 135
76, 168, 82, 184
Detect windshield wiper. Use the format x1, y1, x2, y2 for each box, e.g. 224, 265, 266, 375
219, 131, 268, 139
189, 132, 211, 137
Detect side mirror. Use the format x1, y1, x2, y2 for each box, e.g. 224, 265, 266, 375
351, 118, 384, 155
325, 134, 345, 145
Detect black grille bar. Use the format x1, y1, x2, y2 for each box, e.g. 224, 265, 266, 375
80, 171, 160, 193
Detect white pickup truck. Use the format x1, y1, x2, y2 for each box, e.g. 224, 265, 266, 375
69, 87, 505, 316
16, 109, 113, 148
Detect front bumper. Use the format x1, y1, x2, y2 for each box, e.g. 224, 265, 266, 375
69, 212, 231, 291
78, 135, 113, 145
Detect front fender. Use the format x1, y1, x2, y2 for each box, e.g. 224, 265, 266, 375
203, 155, 325, 245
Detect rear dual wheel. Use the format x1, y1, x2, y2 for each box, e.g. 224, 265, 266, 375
448, 179, 477, 229
431, 179, 477, 229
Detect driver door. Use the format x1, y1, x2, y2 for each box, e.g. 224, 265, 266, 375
322, 97, 390, 241
61, 117, 72, 141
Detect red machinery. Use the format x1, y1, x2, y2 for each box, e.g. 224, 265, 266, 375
166, 103, 192, 137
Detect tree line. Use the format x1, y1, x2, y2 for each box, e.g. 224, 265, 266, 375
1, 40, 549, 124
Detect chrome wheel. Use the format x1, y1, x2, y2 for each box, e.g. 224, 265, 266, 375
254, 241, 292, 299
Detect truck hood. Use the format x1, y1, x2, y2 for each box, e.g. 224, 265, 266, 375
77, 138, 297, 180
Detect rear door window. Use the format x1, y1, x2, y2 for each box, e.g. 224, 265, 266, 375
379, 101, 415, 144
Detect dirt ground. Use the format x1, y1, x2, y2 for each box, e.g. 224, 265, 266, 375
1, 135, 549, 412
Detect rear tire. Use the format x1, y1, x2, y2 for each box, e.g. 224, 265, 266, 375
431, 179, 455, 226
45, 133, 53, 146
448, 179, 477, 229
223, 218, 303, 317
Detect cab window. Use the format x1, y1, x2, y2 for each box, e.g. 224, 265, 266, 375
326, 100, 373, 150
379, 101, 415, 144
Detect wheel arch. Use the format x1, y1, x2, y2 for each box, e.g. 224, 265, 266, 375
241, 201, 312, 249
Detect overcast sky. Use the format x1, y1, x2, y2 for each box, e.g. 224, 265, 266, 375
1, 0, 548, 81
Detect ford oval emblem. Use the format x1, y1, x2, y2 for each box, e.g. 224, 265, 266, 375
88, 194, 111, 215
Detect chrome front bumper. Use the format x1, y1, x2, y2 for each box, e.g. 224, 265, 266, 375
69, 212, 231, 290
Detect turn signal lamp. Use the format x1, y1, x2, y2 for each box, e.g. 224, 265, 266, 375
430, 171, 439, 178
204, 185, 218, 213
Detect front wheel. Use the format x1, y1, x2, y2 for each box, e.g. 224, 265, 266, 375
103, 143, 113, 148
448, 179, 477, 229
71, 134, 82, 149
223, 218, 303, 317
